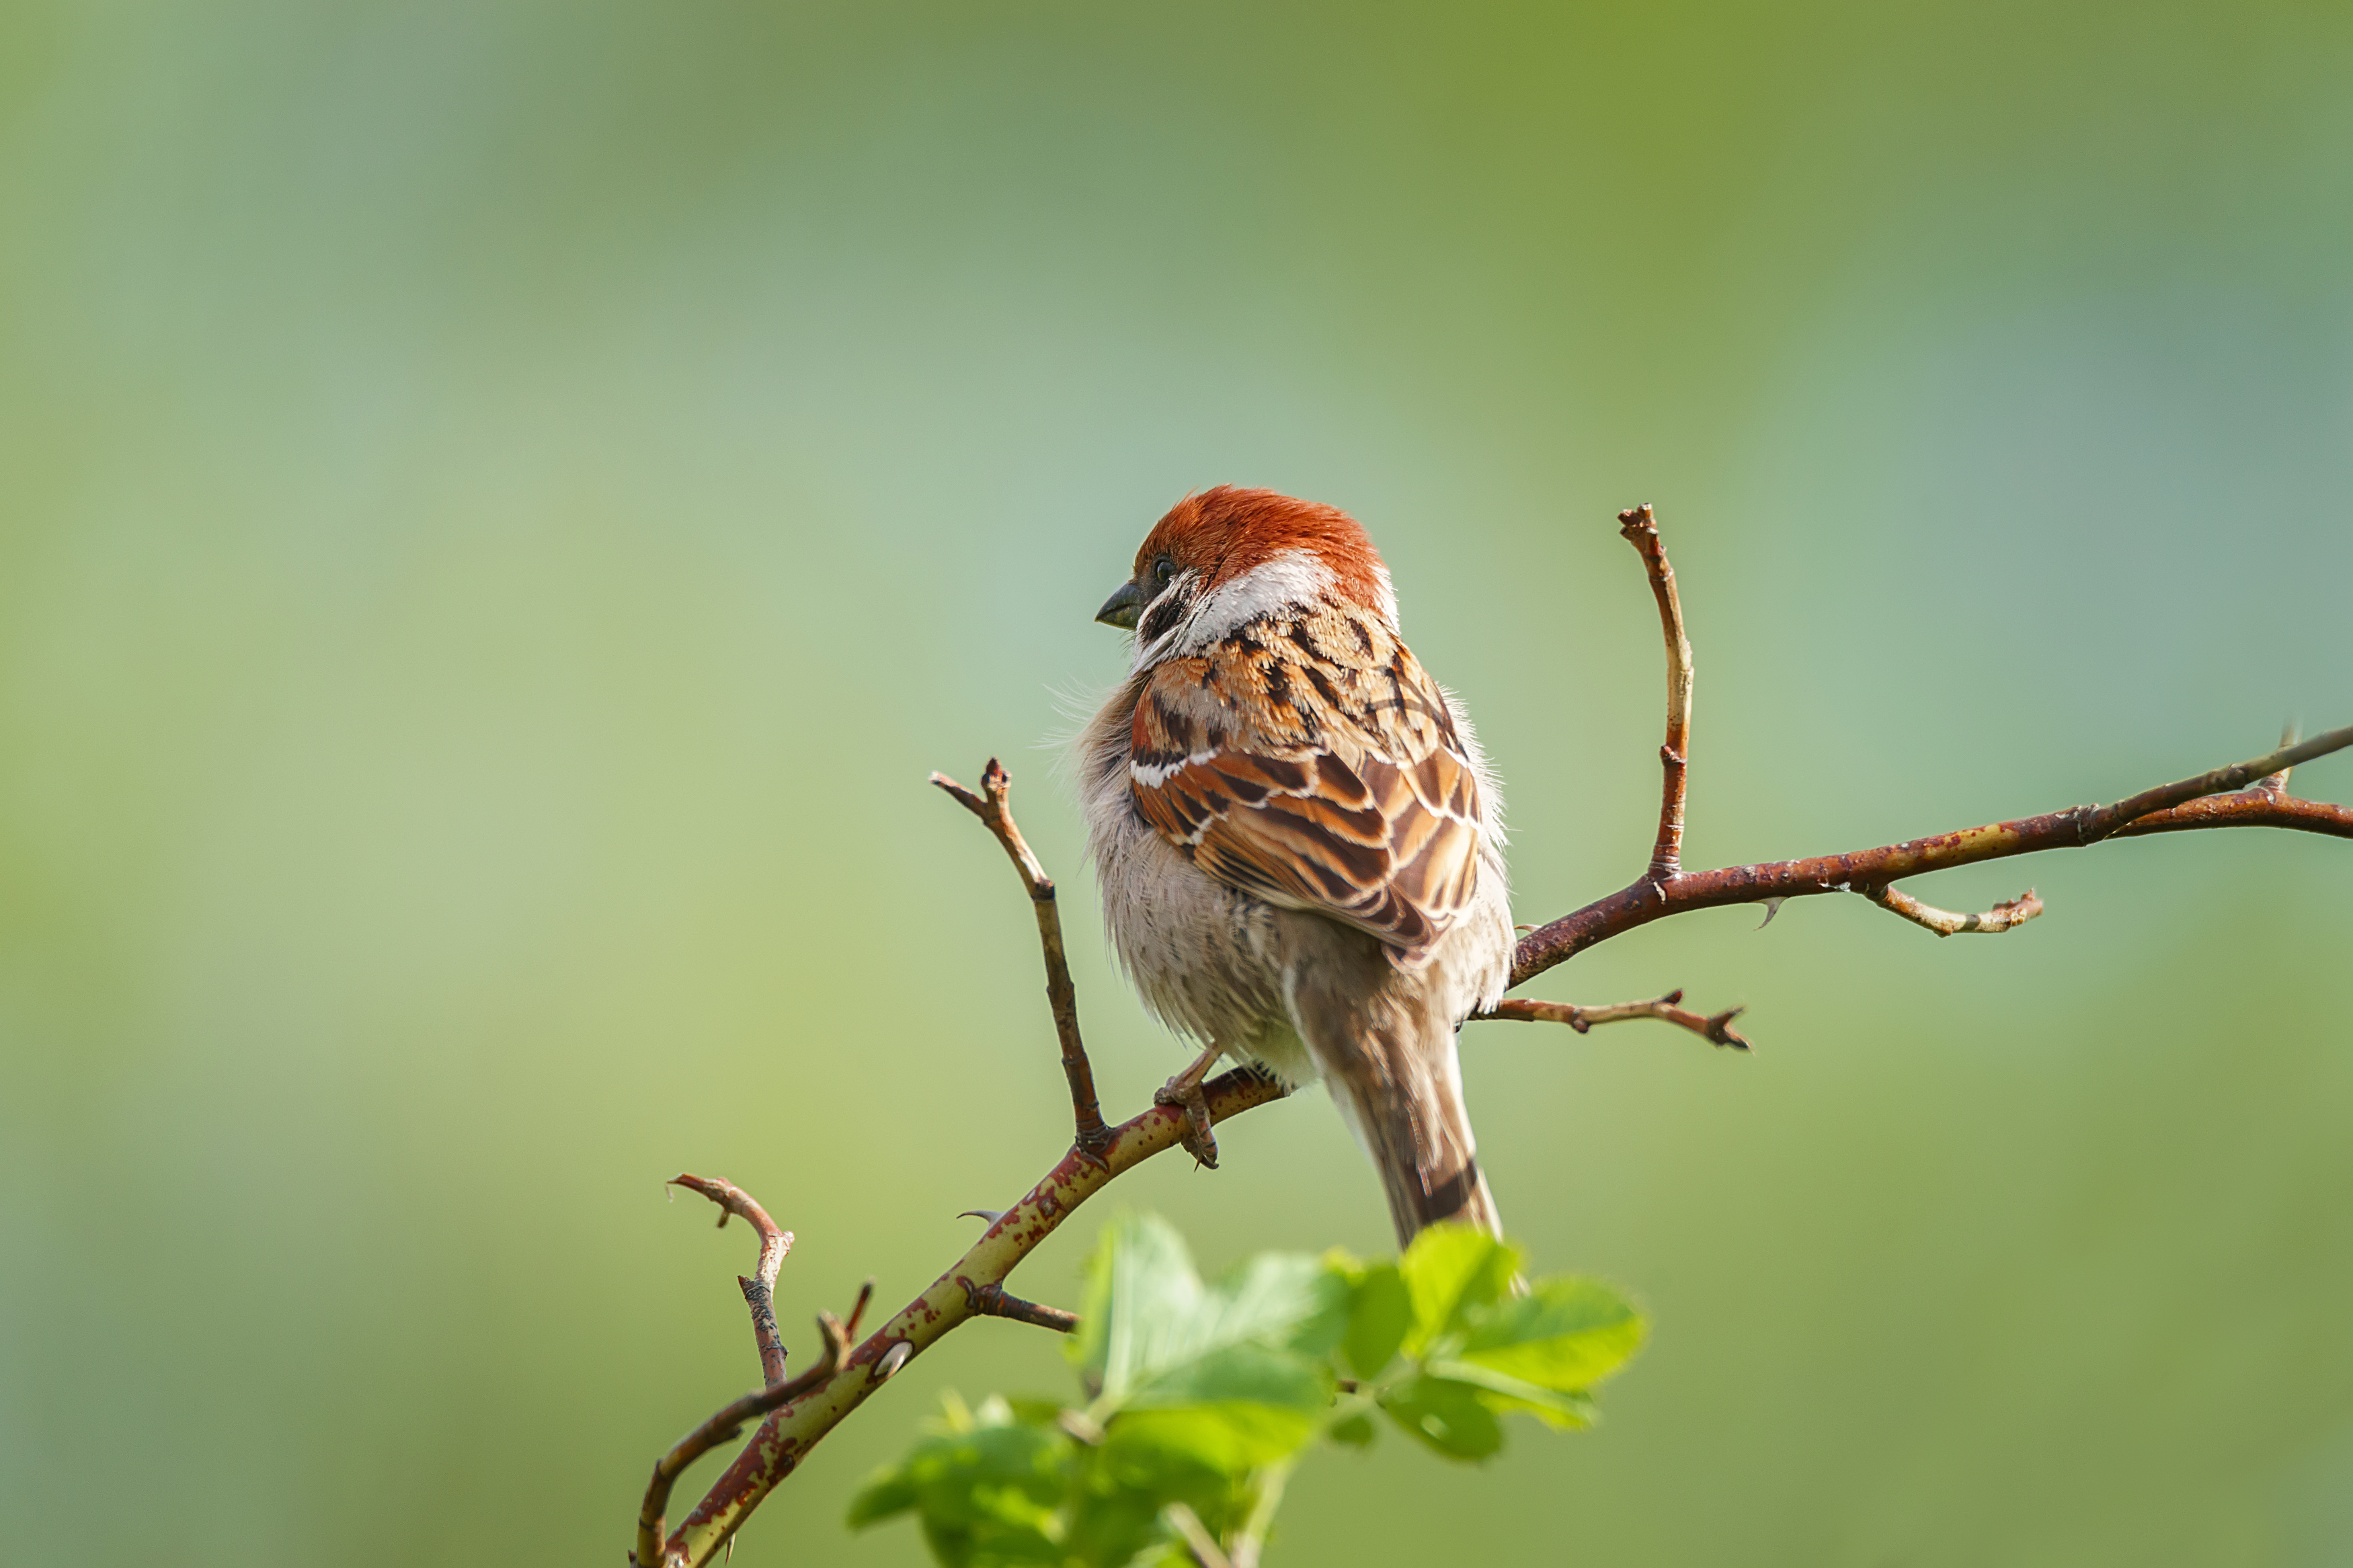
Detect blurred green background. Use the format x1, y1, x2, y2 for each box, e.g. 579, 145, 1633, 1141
3, 2, 2350, 1563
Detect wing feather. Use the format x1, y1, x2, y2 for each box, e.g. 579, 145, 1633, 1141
1128, 608, 1486, 960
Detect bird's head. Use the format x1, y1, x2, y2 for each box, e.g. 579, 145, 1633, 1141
1094, 486, 1397, 662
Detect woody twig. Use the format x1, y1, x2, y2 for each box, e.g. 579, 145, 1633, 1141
632, 1177, 848, 1568
629, 507, 2346, 1566
1482, 991, 1749, 1050
1503, 505, 2351, 999
666, 1175, 793, 1385
933, 760, 1113, 1157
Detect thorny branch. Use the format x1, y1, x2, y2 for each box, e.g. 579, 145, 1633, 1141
1484, 991, 1750, 1050
667, 1175, 793, 1385
631, 506, 2348, 1567
932, 760, 1113, 1157
635, 1175, 844, 1568
1502, 505, 2352, 993
1622, 504, 1693, 882
1506, 716, 2350, 989
636, 1066, 1285, 1567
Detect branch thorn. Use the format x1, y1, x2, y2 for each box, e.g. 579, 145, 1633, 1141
844, 1279, 875, 1339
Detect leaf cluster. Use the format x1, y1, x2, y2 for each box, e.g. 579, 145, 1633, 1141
850, 1214, 1644, 1567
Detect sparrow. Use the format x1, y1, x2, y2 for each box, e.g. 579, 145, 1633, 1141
1077, 486, 1513, 1243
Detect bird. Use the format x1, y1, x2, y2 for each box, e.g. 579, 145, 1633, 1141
1076, 485, 1513, 1243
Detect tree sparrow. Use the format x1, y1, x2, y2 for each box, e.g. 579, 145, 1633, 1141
1078, 487, 1513, 1243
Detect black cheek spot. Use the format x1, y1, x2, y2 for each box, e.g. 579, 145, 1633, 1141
1140, 595, 1185, 644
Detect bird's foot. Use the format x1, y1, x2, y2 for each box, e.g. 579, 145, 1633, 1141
1153, 1076, 1219, 1168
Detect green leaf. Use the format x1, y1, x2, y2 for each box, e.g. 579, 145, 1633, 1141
1058, 1483, 1197, 1568
868, 1219, 1638, 1568
1068, 1415, 1267, 1567
1126, 1339, 1331, 1415
1477, 1385, 1599, 1432
1068, 1211, 1195, 1395
1077, 1212, 1349, 1409
1106, 1403, 1322, 1478
1377, 1374, 1505, 1461
846, 1407, 1075, 1565
1423, 1358, 1597, 1430
844, 1467, 918, 1527
1397, 1224, 1522, 1354
1341, 1263, 1412, 1378
1209, 1251, 1352, 1359
1455, 1276, 1646, 1393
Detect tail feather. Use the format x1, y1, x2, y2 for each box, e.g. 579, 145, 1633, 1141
1323, 1042, 1503, 1246
1281, 915, 1505, 1247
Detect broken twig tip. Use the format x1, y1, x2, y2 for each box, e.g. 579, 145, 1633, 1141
1866, 882, 2046, 937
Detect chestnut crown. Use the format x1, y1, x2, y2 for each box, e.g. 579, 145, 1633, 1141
1094, 487, 1395, 641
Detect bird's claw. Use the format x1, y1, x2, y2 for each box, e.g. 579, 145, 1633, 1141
1154, 1077, 1218, 1168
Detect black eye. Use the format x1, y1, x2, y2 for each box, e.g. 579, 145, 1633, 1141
1152, 555, 1176, 587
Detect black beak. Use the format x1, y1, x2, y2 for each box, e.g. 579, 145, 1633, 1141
1095, 580, 1142, 629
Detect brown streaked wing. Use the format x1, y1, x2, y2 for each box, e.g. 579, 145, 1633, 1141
1129, 632, 1484, 958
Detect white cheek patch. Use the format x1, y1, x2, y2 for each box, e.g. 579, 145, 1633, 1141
1171, 551, 1338, 653
1130, 569, 1205, 673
